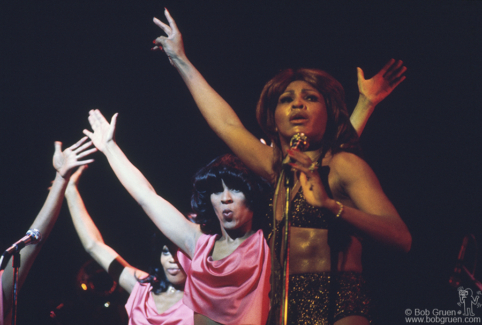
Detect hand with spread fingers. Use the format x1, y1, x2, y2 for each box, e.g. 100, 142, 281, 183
152, 9, 186, 66
83, 109, 117, 153
53, 137, 96, 178
351, 58, 407, 135
357, 58, 407, 107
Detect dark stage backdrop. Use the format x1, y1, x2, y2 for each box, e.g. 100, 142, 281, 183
1, 1, 481, 324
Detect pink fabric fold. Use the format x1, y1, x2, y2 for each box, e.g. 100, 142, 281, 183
125, 281, 193, 325
178, 229, 271, 325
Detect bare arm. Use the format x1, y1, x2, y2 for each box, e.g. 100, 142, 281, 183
65, 166, 146, 293
1, 137, 96, 321
83, 109, 200, 258
288, 149, 411, 252
153, 10, 275, 182
350, 59, 407, 136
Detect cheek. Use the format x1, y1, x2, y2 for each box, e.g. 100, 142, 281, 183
311, 104, 328, 128
274, 105, 286, 127
210, 196, 220, 212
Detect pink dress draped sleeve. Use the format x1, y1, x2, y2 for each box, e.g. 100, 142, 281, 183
177, 229, 271, 325
125, 281, 193, 325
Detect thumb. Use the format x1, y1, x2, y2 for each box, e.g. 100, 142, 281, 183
111, 113, 118, 126
54, 141, 63, 154
357, 67, 365, 81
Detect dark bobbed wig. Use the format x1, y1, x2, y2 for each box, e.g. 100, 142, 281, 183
191, 154, 271, 235
137, 232, 178, 294
256, 68, 361, 171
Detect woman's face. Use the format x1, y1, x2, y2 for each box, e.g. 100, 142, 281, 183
160, 244, 186, 286
210, 180, 253, 233
274, 80, 328, 150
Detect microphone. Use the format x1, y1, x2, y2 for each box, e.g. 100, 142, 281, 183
283, 133, 309, 171
449, 235, 469, 287
4, 229, 42, 255
289, 133, 309, 151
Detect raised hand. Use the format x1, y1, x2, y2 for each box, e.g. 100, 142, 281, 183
53, 137, 96, 178
357, 59, 407, 106
152, 9, 186, 65
83, 109, 117, 152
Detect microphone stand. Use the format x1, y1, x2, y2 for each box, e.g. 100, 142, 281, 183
11, 252, 20, 325
0, 251, 21, 325
279, 133, 308, 325
0, 229, 41, 325
280, 168, 292, 325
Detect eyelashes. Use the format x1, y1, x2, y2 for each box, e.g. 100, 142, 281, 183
278, 95, 319, 104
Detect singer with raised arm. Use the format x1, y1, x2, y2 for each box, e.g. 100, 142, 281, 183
65, 165, 193, 324
84, 109, 272, 325
0, 137, 95, 325
153, 10, 411, 325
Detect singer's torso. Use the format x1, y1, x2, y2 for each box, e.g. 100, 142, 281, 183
274, 151, 363, 274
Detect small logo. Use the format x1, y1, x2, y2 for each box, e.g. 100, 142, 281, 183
457, 286, 482, 316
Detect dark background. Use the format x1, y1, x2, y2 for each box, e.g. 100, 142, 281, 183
1, 1, 481, 324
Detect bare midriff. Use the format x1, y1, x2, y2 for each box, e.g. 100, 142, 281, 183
287, 227, 363, 274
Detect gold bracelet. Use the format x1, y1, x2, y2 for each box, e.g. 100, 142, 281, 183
335, 201, 344, 218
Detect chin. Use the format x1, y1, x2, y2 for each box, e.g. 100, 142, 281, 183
168, 275, 185, 284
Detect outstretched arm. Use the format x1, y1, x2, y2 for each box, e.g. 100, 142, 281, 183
153, 9, 275, 182
1, 137, 96, 322
65, 166, 146, 293
350, 59, 407, 136
83, 109, 200, 258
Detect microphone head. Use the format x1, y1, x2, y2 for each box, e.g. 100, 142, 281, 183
26, 229, 42, 245
290, 133, 309, 151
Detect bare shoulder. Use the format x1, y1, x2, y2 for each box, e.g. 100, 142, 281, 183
329, 152, 373, 180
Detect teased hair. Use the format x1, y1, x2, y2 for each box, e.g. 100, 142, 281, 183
256, 68, 361, 172
191, 154, 271, 235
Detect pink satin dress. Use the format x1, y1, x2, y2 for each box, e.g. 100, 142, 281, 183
178, 229, 271, 325
125, 281, 194, 325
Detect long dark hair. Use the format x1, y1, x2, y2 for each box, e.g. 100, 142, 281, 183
256, 68, 361, 172
191, 154, 271, 235
137, 232, 175, 294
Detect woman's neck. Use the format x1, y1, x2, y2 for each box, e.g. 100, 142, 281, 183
219, 227, 255, 243
166, 283, 184, 293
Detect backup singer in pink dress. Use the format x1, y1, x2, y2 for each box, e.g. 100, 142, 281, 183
84, 109, 272, 325
125, 281, 192, 325
65, 166, 192, 325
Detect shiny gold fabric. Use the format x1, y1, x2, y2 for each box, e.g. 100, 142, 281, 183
287, 272, 371, 325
